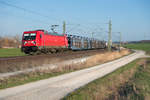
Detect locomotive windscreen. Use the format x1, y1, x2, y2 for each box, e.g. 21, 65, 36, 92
23, 33, 36, 40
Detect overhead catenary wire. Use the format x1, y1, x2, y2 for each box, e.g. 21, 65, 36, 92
0, 0, 111, 41
0, 1, 66, 34
65, 23, 108, 40
66, 24, 80, 33
0, 1, 60, 21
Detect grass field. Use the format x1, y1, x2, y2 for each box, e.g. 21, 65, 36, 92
124, 43, 150, 53
63, 58, 150, 100
0, 48, 26, 57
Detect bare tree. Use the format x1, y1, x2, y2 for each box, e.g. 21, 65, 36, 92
13, 34, 21, 48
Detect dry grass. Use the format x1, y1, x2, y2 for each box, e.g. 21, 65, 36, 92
0, 49, 130, 89
64, 58, 150, 100
85, 49, 130, 67
108, 58, 150, 100
0, 50, 104, 73
63, 58, 139, 100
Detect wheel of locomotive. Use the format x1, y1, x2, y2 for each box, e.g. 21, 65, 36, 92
47, 49, 52, 54
55, 49, 60, 53
35, 50, 41, 55
45, 48, 51, 54
41, 48, 48, 54
41, 48, 45, 54
28, 52, 35, 55
50, 48, 56, 53
25, 51, 30, 54
58, 49, 64, 53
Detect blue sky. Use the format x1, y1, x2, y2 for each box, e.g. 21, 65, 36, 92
0, 0, 150, 41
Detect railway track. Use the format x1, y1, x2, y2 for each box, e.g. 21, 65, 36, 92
0, 49, 105, 61
0, 49, 105, 73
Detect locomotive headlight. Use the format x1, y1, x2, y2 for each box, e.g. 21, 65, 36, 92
31, 41, 36, 44
24, 41, 27, 45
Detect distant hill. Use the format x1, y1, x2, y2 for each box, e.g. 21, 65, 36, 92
140, 40, 150, 43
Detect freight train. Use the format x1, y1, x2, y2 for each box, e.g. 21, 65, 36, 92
21, 30, 106, 54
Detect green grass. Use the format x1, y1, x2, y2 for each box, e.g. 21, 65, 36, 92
128, 58, 150, 99
0, 71, 69, 89
124, 43, 150, 53
63, 58, 150, 100
111, 58, 150, 100
63, 59, 140, 100
0, 48, 26, 57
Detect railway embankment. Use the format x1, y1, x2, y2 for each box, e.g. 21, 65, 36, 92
64, 58, 150, 100
0, 49, 130, 89
0, 50, 105, 73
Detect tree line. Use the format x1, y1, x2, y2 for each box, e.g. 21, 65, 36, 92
0, 35, 21, 48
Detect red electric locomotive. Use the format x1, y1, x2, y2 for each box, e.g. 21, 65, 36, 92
21, 30, 68, 54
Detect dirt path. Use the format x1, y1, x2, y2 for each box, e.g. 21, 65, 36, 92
0, 50, 146, 100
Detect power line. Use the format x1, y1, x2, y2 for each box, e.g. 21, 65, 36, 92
66, 24, 80, 33
108, 19, 112, 52
0, 9, 53, 27
0, 0, 110, 40
65, 23, 108, 40
0, 1, 59, 21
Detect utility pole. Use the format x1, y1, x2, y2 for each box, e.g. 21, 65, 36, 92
92, 32, 94, 39
63, 21, 66, 35
119, 32, 122, 47
108, 19, 112, 52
